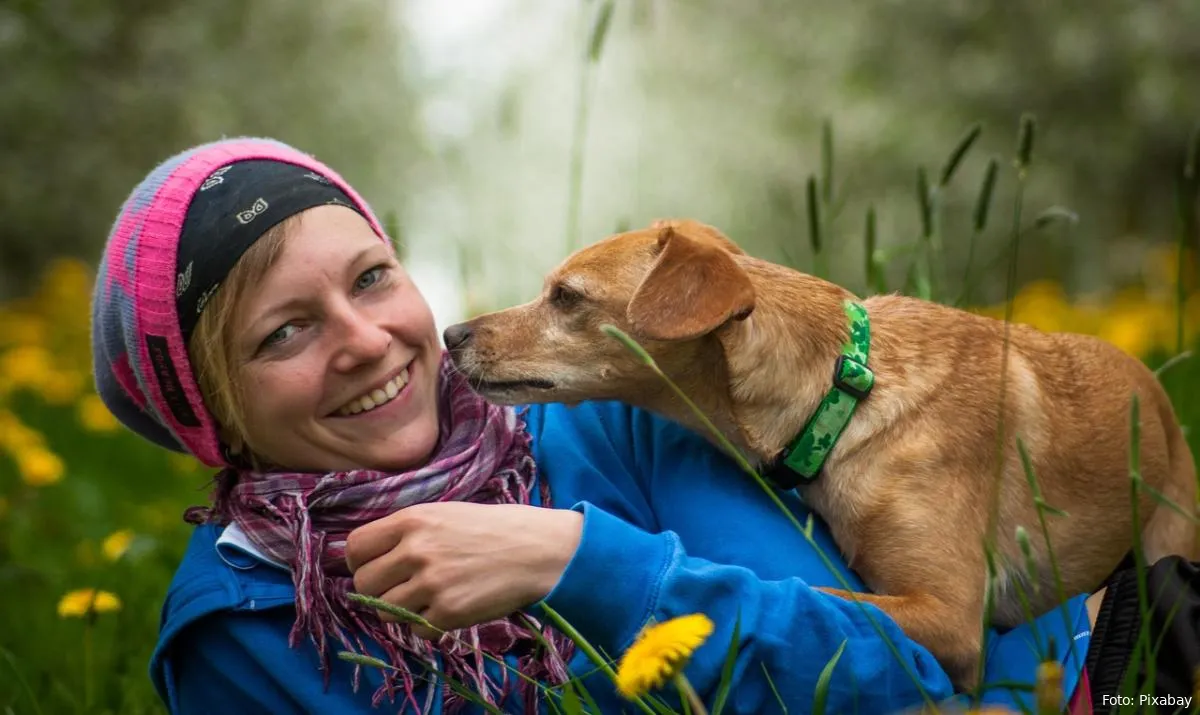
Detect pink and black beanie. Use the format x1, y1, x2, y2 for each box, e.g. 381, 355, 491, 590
90, 137, 390, 467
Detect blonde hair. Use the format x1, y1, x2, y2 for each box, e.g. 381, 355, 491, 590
187, 218, 294, 461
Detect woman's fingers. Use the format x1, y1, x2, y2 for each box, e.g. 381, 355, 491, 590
376, 579, 431, 627
350, 540, 422, 597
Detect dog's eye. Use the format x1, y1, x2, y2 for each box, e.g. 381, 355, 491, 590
549, 284, 582, 309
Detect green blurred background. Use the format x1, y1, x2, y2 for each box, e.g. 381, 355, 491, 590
1, 1, 1198, 712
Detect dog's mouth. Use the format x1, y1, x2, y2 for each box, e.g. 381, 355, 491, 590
472, 377, 557, 393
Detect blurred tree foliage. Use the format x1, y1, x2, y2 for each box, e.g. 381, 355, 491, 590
587, 0, 1200, 303
844, 0, 1200, 296
0, 0, 420, 300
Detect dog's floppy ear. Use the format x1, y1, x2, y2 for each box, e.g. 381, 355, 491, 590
626, 225, 755, 341
649, 218, 746, 256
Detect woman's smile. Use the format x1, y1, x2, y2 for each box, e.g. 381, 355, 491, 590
333, 360, 413, 417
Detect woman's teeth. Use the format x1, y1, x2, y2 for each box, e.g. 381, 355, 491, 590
338, 368, 410, 416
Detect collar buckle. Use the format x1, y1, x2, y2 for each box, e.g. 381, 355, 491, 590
832, 353, 874, 401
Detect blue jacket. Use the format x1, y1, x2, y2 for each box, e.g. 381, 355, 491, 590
149, 401, 1093, 714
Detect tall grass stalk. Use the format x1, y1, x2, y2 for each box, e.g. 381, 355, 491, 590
1, 647, 45, 715
516, 613, 607, 715
759, 664, 788, 714
807, 176, 827, 278
958, 157, 999, 307
863, 205, 888, 295
917, 122, 981, 302
1125, 395, 1159, 709
807, 119, 847, 280
83, 618, 95, 712
811, 640, 847, 715
565, 0, 614, 253
975, 545, 1001, 709
913, 165, 934, 300
986, 113, 1037, 545
538, 603, 672, 715
977, 113, 1037, 695
1179, 125, 1200, 355
673, 674, 707, 715
1009, 527, 1049, 661
708, 614, 741, 715
1016, 439, 1076, 665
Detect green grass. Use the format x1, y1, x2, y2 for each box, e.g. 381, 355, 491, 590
0, 392, 205, 714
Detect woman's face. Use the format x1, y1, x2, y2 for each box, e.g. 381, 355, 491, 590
231, 204, 442, 472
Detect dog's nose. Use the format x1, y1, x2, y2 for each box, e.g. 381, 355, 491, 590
443, 323, 473, 351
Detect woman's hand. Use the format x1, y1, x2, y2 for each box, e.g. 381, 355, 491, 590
344, 502, 583, 640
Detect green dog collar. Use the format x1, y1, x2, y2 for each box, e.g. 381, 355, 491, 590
774, 300, 874, 488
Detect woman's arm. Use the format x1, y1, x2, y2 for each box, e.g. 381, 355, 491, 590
540, 500, 955, 715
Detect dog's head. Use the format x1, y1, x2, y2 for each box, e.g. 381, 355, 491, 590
444, 219, 756, 407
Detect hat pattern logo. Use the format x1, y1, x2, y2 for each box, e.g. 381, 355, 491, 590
176, 261, 193, 298
236, 197, 269, 225
200, 166, 232, 192
304, 171, 331, 184
195, 283, 220, 315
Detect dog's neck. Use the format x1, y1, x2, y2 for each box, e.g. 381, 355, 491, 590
634, 344, 749, 453
718, 264, 858, 465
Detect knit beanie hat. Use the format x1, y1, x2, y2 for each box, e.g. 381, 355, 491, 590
90, 137, 389, 467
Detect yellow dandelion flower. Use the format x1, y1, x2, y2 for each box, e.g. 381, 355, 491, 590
1, 345, 55, 388
57, 589, 121, 618
1183, 292, 1200, 346
615, 613, 714, 700
1097, 299, 1159, 359
1035, 659, 1063, 715
1144, 244, 1198, 294
102, 529, 135, 561
78, 393, 119, 433
39, 370, 83, 405
0, 312, 47, 348
1010, 280, 1073, 333
0, 410, 44, 453
39, 258, 94, 305
17, 446, 64, 487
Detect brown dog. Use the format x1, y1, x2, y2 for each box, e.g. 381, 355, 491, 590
443, 218, 1198, 688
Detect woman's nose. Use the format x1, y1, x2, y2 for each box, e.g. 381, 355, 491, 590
332, 308, 392, 370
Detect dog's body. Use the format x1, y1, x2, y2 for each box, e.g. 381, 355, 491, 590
444, 219, 1198, 688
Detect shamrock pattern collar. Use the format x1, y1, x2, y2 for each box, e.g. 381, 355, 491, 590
771, 300, 874, 489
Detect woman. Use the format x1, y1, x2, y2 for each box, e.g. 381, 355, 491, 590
91, 137, 1098, 714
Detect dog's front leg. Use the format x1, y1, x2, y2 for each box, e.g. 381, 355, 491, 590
814, 586, 984, 691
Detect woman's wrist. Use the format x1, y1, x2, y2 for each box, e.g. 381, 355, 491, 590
531, 509, 584, 601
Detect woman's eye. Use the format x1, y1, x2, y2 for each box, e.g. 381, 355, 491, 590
261, 323, 298, 349
355, 266, 386, 292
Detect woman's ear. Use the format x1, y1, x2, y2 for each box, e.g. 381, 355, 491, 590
218, 430, 256, 469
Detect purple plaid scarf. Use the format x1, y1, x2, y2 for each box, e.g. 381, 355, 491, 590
184, 352, 575, 713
